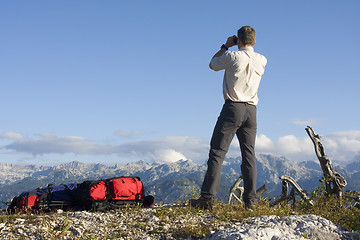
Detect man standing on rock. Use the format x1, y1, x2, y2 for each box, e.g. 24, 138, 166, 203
190, 26, 267, 210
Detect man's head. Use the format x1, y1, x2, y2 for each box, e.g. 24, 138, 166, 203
237, 26, 256, 46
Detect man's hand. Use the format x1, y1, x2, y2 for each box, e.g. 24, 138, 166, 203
225, 35, 237, 49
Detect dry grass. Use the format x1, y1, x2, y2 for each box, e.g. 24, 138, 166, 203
1, 189, 359, 239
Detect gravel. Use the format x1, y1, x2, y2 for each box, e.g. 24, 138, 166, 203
0, 205, 359, 240
207, 215, 360, 240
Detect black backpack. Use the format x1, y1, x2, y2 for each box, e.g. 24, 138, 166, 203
8, 184, 78, 212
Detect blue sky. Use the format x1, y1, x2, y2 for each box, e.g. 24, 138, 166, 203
1, 1, 359, 165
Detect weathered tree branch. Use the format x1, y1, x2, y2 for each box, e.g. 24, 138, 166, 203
228, 177, 267, 205
271, 175, 313, 207
305, 126, 347, 197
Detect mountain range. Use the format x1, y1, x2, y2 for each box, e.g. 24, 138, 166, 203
0, 154, 359, 209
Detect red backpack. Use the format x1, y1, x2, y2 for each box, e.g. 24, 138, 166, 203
76, 176, 154, 211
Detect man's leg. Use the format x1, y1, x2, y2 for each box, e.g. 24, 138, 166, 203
201, 102, 239, 198
236, 104, 257, 207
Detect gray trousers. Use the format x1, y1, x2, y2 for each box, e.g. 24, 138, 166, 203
201, 100, 257, 205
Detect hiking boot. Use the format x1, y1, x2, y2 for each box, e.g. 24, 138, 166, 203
244, 200, 256, 211
189, 196, 214, 210
244, 203, 254, 212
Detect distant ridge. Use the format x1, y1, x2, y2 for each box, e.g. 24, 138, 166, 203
1, 154, 360, 208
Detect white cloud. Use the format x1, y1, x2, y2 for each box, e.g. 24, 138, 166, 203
292, 119, 322, 126
228, 134, 314, 161
0, 132, 24, 141
276, 135, 313, 156
255, 134, 275, 151
115, 130, 144, 138
2, 130, 360, 164
322, 130, 360, 162
253, 130, 360, 162
3, 133, 114, 156
149, 149, 187, 163
2, 134, 209, 164
114, 136, 209, 163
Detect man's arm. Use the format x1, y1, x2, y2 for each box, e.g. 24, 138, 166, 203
209, 35, 237, 70
209, 48, 227, 69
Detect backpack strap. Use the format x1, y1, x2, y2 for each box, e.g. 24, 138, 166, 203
24, 188, 43, 210
37, 188, 51, 210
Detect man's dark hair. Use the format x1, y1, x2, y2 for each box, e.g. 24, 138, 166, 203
237, 26, 256, 45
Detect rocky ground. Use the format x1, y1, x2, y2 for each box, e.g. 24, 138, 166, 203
207, 215, 359, 240
0, 204, 359, 240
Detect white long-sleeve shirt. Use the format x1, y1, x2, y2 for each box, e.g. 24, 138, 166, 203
210, 46, 267, 105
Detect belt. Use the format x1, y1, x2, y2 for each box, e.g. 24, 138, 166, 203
225, 100, 249, 104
